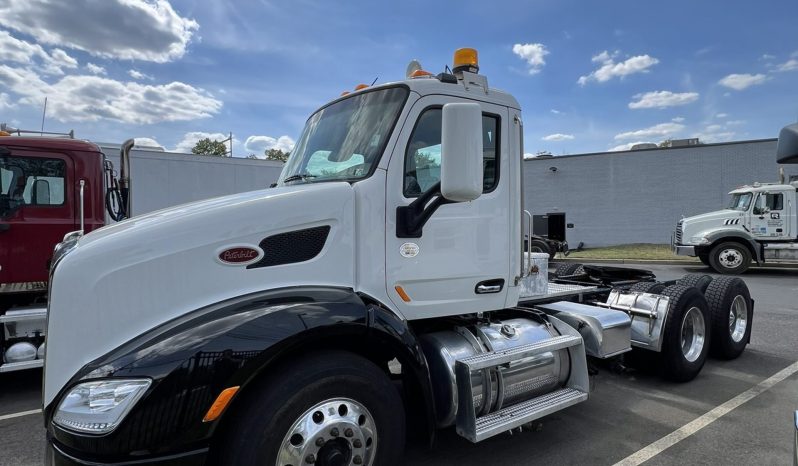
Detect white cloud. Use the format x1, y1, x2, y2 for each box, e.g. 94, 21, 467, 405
244, 135, 295, 155
0, 65, 222, 124
775, 59, 798, 72
693, 125, 735, 143
133, 137, 163, 149
550, 109, 563, 115
718, 73, 768, 91
672, 116, 685, 123
0, 30, 76, 75
85, 63, 106, 75
541, 133, 574, 141
761, 54, 776, 60
512, 43, 549, 75
614, 122, 684, 140
628, 90, 699, 109
726, 119, 746, 126
578, 50, 659, 85
128, 69, 154, 80
609, 141, 654, 152
0, 92, 16, 110
715, 113, 728, 119
0, 0, 198, 63
172, 132, 236, 154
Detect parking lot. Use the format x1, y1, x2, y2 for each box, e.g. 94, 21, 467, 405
2, 263, 797, 465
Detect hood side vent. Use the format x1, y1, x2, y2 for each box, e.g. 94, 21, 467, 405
247, 225, 331, 269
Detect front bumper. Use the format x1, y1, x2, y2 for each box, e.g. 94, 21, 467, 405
671, 232, 696, 256
47, 438, 207, 466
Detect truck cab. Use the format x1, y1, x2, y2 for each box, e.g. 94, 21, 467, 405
42, 49, 755, 466
673, 160, 798, 274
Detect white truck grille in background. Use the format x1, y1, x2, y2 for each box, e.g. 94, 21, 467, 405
675, 220, 683, 244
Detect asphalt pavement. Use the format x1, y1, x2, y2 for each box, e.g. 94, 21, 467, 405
1, 263, 797, 465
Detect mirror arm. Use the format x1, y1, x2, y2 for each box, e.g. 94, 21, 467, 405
396, 182, 454, 238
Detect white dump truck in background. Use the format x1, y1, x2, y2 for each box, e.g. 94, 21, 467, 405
673, 123, 798, 274
42, 49, 758, 466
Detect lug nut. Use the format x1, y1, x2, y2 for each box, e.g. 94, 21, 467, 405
315, 437, 325, 447
305, 453, 316, 463
330, 427, 339, 437
344, 428, 354, 438
353, 455, 363, 465
353, 439, 362, 448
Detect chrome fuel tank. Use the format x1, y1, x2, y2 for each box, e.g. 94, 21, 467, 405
419, 318, 570, 428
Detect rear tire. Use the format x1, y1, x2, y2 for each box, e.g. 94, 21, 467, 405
218, 351, 405, 466
628, 281, 666, 294
528, 239, 550, 256
676, 274, 713, 294
555, 262, 584, 277
659, 285, 711, 382
705, 276, 752, 360
708, 242, 751, 275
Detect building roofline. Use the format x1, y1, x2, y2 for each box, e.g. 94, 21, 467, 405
525, 137, 779, 161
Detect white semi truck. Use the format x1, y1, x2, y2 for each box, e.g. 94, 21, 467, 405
673, 123, 798, 274
43, 49, 758, 466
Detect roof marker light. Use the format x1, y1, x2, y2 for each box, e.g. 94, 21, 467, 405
354, 84, 369, 91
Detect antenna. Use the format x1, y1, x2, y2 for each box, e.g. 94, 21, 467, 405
40, 97, 48, 134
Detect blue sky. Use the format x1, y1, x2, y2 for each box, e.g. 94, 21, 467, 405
1, 0, 797, 157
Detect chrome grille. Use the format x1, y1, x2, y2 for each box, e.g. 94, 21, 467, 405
675, 220, 683, 244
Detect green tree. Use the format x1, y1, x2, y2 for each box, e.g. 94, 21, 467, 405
264, 148, 290, 162
191, 138, 228, 156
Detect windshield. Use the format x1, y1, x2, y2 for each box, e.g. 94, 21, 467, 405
280, 86, 408, 185
727, 192, 752, 211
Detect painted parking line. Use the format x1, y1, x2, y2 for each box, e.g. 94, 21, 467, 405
614, 360, 798, 466
0, 408, 41, 422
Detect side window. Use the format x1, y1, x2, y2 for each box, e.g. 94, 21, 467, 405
765, 193, 783, 211
0, 156, 66, 217
403, 108, 500, 197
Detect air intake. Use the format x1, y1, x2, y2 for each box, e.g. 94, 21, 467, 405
247, 226, 331, 269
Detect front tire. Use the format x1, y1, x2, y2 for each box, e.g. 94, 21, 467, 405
219, 351, 405, 466
708, 242, 751, 274
659, 285, 711, 382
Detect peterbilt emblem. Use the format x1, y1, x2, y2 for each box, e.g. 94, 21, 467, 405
216, 245, 263, 266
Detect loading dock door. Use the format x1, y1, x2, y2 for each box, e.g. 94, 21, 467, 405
532, 215, 549, 237
547, 212, 566, 242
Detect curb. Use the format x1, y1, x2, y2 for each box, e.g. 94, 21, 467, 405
552, 257, 798, 269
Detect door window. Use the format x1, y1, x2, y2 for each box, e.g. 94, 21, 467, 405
0, 156, 66, 218
403, 108, 499, 197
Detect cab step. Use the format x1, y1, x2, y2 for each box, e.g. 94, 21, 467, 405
454, 316, 590, 443
0, 359, 43, 373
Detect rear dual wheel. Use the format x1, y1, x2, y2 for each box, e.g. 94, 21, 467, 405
659, 285, 711, 382
705, 276, 752, 360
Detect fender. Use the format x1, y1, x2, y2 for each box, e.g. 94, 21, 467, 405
46, 286, 436, 462
701, 229, 762, 262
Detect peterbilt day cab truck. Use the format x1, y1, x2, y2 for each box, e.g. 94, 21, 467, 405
673, 123, 798, 274
43, 49, 757, 466
0, 134, 280, 373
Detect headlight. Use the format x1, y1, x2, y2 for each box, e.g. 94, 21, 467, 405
689, 236, 710, 245
53, 379, 151, 434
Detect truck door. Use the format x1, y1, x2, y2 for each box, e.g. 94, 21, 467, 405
0, 148, 75, 286
749, 191, 789, 239
385, 96, 511, 319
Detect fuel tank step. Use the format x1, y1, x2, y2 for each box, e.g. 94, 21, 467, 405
468, 387, 588, 442
453, 316, 590, 443
0, 359, 43, 373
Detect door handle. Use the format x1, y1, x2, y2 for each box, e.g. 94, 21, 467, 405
475, 279, 504, 294
0, 223, 9, 232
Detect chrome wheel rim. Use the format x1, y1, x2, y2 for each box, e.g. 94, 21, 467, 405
729, 295, 748, 343
277, 398, 376, 466
718, 248, 743, 269
681, 306, 706, 362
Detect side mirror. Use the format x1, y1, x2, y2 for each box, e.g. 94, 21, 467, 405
440, 103, 483, 202
777, 123, 798, 164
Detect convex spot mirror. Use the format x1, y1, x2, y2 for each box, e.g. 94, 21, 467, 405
440, 102, 483, 202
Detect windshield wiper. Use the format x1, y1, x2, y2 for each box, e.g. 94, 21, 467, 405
282, 173, 317, 183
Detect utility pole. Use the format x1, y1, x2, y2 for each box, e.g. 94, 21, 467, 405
218, 132, 233, 157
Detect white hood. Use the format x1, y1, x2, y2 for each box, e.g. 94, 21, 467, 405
45, 182, 355, 405
680, 209, 745, 241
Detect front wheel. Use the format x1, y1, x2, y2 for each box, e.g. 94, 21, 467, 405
218, 351, 405, 466
708, 242, 751, 274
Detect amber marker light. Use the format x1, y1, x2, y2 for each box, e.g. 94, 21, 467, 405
203, 386, 240, 422
354, 83, 369, 91
395, 286, 411, 302
410, 69, 433, 78
453, 47, 479, 74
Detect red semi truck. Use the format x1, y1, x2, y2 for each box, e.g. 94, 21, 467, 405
0, 133, 282, 372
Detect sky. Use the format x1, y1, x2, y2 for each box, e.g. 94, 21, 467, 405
1, 0, 797, 158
